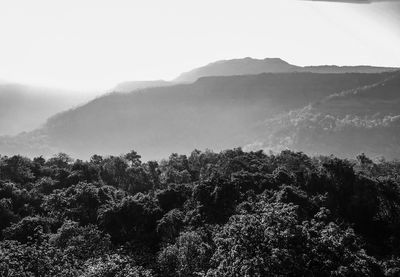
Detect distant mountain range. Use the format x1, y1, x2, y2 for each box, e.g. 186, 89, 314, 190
0, 57, 398, 160
113, 57, 398, 92
174, 57, 398, 83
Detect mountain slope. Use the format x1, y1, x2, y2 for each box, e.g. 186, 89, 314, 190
0, 72, 393, 160
252, 72, 400, 159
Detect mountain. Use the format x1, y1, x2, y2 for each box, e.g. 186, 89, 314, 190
113, 80, 172, 93
0, 71, 393, 160
174, 57, 398, 83
174, 58, 298, 82
0, 83, 97, 136
251, 72, 400, 159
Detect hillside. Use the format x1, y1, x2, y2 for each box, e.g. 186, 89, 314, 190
174, 57, 398, 83
0, 72, 393, 160
252, 72, 400, 159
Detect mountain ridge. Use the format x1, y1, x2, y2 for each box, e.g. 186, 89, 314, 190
174, 57, 398, 83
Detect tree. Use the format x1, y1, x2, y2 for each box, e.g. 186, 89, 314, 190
158, 231, 212, 277
124, 150, 142, 167
3, 216, 50, 243
50, 220, 111, 261
156, 209, 184, 243
98, 194, 162, 244
82, 254, 154, 277
208, 203, 381, 277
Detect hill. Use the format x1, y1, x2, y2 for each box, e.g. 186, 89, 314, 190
0, 72, 393, 160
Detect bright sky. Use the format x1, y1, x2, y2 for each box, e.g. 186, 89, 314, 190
0, 0, 399, 91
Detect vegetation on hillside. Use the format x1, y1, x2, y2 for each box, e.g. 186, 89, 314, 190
1, 148, 400, 276
1, 72, 394, 160
254, 73, 400, 159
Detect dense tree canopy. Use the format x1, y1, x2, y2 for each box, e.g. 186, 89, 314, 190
0, 149, 400, 276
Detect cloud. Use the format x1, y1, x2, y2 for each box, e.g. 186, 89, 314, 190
303, 0, 398, 3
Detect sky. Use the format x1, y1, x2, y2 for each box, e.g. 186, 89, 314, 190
0, 0, 399, 91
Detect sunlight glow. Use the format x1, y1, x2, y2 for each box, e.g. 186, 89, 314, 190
0, 0, 399, 91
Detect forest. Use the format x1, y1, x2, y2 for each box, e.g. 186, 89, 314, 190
1, 148, 400, 276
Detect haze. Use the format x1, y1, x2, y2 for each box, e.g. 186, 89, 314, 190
0, 0, 399, 91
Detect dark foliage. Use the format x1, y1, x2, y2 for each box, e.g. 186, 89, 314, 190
1, 149, 400, 276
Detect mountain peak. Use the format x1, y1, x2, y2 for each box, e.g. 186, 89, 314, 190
263, 57, 288, 62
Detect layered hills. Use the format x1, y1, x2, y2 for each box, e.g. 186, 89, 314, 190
0, 57, 398, 160
1, 71, 396, 160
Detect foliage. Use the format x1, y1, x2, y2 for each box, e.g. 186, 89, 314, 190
1, 149, 400, 276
